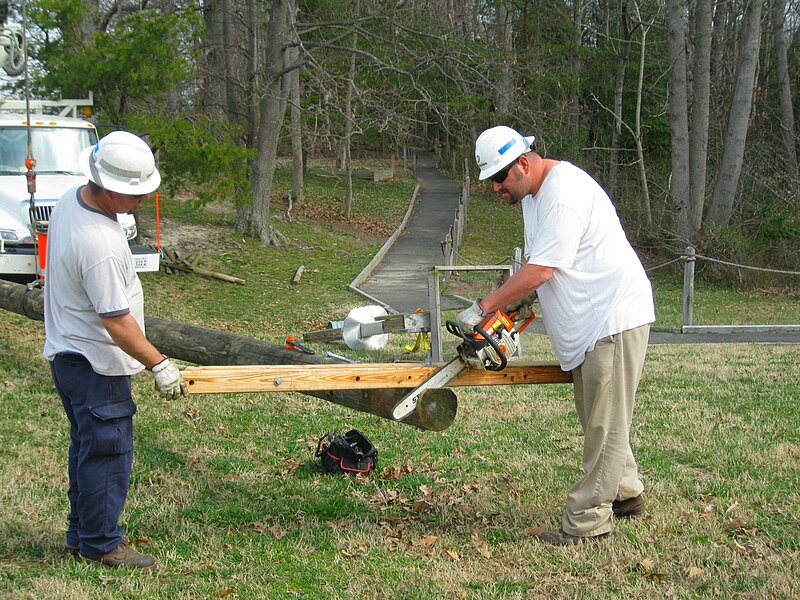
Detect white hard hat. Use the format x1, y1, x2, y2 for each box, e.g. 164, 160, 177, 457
474, 126, 536, 181
79, 131, 161, 195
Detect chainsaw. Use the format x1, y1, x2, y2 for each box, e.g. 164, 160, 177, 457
391, 308, 535, 421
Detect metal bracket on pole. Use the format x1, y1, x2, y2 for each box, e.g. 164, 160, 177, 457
427, 264, 515, 362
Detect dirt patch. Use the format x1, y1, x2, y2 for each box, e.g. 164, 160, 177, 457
137, 217, 244, 258
136, 195, 396, 256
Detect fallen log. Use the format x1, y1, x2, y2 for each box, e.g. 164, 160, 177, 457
160, 249, 246, 285
0, 279, 457, 430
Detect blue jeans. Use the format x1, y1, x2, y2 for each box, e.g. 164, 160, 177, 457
50, 353, 137, 556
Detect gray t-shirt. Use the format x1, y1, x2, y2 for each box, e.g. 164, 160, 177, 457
43, 185, 146, 376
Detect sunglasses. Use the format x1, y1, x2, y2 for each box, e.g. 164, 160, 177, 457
489, 157, 519, 184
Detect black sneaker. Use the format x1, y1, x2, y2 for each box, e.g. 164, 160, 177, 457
612, 494, 645, 518
80, 542, 157, 570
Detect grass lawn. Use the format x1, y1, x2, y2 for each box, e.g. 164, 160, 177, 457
1, 159, 799, 598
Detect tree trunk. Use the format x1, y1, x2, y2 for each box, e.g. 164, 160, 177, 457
666, 0, 692, 246
0, 280, 455, 431
221, 0, 240, 122
288, 1, 304, 205
608, 0, 630, 198
688, 0, 713, 234
633, 12, 652, 228
707, 0, 763, 228
201, 0, 245, 126
772, 0, 799, 198
342, 1, 359, 220
568, 0, 583, 140
239, 0, 292, 246
452, 0, 468, 36
245, 0, 260, 149
201, 0, 227, 117
494, 3, 514, 117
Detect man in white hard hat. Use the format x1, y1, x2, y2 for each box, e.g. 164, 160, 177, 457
459, 125, 655, 545
43, 130, 186, 570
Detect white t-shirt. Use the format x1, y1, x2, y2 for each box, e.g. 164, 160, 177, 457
523, 162, 655, 370
43, 185, 146, 376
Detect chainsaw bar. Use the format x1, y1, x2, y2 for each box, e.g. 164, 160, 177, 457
391, 310, 536, 423
390, 356, 467, 421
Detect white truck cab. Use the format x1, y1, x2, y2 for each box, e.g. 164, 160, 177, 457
0, 96, 157, 280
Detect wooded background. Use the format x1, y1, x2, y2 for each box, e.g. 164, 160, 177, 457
4, 0, 799, 268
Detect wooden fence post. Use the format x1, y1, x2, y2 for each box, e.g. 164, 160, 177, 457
683, 246, 696, 328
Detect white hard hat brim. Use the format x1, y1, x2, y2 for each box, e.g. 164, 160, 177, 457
79, 144, 162, 195
478, 135, 536, 181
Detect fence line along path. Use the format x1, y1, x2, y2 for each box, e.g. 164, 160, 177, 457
359, 153, 464, 314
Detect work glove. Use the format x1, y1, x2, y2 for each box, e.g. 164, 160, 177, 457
504, 291, 537, 323
457, 299, 487, 334
151, 357, 188, 400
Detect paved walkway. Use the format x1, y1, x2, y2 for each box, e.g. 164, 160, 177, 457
357, 154, 799, 345
648, 329, 799, 344
359, 153, 463, 314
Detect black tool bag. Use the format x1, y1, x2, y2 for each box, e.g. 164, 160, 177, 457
315, 429, 377, 475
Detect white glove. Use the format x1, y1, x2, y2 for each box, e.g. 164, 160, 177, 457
151, 357, 187, 400
504, 291, 537, 323
457, 299, 486, 333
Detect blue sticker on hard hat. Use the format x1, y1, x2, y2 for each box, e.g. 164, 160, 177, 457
498, 139, 516, 155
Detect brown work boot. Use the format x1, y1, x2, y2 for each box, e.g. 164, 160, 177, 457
612, 494, 644, 518
80, 542, 157, 570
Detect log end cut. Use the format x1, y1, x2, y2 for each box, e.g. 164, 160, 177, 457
413, 388, 457, 431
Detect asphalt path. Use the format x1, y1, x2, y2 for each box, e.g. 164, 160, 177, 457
359, 153, 463, 314
648, 329, 800, 345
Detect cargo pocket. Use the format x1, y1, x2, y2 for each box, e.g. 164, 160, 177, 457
88, 377, 137, 457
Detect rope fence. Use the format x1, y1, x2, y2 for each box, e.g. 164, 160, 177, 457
675, 246, 799, 331
692, 253, 800, 276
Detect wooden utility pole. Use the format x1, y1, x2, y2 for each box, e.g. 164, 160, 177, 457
1, 280, 572, 431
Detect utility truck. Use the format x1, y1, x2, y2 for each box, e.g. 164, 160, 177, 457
1, 11, 158, 281
0, 94, 159, 280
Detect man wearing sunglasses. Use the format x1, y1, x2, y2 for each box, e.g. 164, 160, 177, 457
458, 125, 655, 546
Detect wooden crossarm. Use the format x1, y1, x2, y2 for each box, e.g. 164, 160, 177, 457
181, 362, 571, 395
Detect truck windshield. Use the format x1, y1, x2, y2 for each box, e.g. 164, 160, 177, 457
0, 126, 97, 175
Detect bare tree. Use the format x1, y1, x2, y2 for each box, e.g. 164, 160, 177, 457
608, 0, 631, 197
707, 0, 763, 228
288, 1, 304, 206
201, 0, 247, 127
688, 0, 713, 233
342, 0, 360, 219
494, 2, 513, 117
630, 0, 652, 228
771, 0, 799, 199
666, 0, 692, 246
568, 0, 583, 140
237, 0, 291, 246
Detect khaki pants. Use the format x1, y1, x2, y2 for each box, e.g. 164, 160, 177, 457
562, 324, 650, 537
